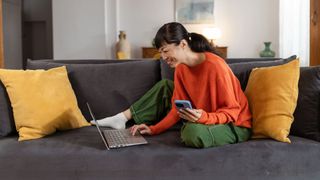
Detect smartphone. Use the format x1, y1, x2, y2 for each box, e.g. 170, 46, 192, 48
174, 100, 193, 110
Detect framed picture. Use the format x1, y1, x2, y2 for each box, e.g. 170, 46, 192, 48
175, 0, 215, 24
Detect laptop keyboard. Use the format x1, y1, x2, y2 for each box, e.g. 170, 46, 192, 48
104, 129, 130, 147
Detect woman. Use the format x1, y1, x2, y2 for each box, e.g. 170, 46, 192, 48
91, 22, 252, 148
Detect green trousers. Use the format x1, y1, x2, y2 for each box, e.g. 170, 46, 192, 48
130, 79, 251, 148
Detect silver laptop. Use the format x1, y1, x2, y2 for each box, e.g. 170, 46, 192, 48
86, 103, 148, 150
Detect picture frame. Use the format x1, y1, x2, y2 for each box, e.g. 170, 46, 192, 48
175, 0, 215, 24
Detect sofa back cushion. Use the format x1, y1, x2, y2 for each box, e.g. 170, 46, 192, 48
27, 60, 161, 120
229, 55, 297, 91
0, 66, 91, 141
225, 57, 282, 64
291, 66, 320, 141
0, 82, 15, 136
160, 56, 296, 89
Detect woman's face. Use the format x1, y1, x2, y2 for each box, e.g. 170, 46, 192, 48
159, 42, 185, 68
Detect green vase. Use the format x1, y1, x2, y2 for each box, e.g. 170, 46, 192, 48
259, 42, 275, 57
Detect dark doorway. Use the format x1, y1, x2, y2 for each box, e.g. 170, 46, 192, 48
22, 0, 52, 68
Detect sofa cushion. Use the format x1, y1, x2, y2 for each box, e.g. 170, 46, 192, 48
225, 57, 282, 64
27, 60, 161, 120
0, 66, 90, 141
160, 56, 297, 88
160, 59, 175, 80
229, 55, 297, 91
0, 82, 15, 136
0, 126, 319, 180
291, 66, 320, 141
26, 59, 141, 66
245, 60, 300, 143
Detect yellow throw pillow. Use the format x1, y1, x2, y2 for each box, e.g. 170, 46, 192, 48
0, 66, 90, 141
244, 59, 300, 143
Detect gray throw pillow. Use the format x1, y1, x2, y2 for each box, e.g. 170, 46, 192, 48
229, 55, 296, 91
160, 59, 175, 81
291, 66, 320, 141
0, 82, 15, 136
159, 55, 297, 86
225, 57, 281, 64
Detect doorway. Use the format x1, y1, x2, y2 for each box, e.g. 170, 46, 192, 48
22, 0, 53, 68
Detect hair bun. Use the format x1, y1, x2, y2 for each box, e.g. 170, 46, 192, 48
187, 33, 192, 41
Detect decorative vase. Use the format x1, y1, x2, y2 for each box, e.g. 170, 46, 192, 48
116, 31, 131, 59
259, 42, 275, 57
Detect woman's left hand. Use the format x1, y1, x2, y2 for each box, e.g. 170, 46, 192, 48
177, 108, 203, 123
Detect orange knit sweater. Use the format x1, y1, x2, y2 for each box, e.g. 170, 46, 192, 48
149, 52, 252, 135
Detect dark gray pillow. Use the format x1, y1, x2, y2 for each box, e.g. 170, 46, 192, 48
159, 55, 297, 85
229, 55, 296, 91
291, 66, 320, 141
27, 60, 161, 121
0, 82, 15, 136
26, 59, 141, 68
160, 59, 175, 81
225, 57, 282, 64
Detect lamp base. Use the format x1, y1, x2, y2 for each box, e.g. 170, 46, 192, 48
209, 39, 216, 48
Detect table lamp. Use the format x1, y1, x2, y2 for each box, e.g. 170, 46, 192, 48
202, 27, 222, 47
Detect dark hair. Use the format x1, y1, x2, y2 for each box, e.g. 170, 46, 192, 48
154, 22, 221, 57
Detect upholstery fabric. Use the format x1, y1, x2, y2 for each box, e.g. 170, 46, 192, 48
0, 82, 15, 136
291, 66, 320, 141
0, 58, 315, 179
0, 126, 319, 180
27, 60, 161, 120
245, 60, 300, 143
160, 59, 175, 80
160, 56, 296, 88
0, 66, 90, 141
226, 57, 282, 64
229, 55, 296, 91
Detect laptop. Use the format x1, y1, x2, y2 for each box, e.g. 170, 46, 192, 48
86, 103, 148, 150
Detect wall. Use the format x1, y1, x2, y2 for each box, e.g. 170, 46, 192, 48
214, 0, 279, 58
118, 0, 279, 58
3, 0, 22, 69
105, 0, 118, 59
117, 0, 174, 58
53, 0, 106, 59
53, 0, 279, 59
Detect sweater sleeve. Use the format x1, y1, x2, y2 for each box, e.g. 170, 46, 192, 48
197, 74, 242, 125
149, 109, 180, 135
149, 66, 188, 135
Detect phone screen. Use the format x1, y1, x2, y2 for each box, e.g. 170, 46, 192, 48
174, 100, 192, 109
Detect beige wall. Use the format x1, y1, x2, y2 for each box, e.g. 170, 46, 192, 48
53, 0, 279, 59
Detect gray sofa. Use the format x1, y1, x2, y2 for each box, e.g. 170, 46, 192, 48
0, 57, 320, 180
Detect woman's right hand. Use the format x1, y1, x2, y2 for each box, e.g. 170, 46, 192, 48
130, 124, 152, 136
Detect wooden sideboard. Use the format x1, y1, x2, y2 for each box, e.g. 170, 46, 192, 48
142, 46, 228, 59
142, 47, 159, 59
215, 46, 228, 59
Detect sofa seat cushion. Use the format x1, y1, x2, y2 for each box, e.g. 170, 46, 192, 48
0, 126, 319, 180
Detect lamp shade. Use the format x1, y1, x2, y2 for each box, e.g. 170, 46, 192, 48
203, 27, 222, 40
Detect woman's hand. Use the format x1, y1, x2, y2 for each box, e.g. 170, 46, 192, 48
177, 108, 203, 123
130, 124, 152, 136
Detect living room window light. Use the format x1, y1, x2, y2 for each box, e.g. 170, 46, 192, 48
279, 0, 310, 66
